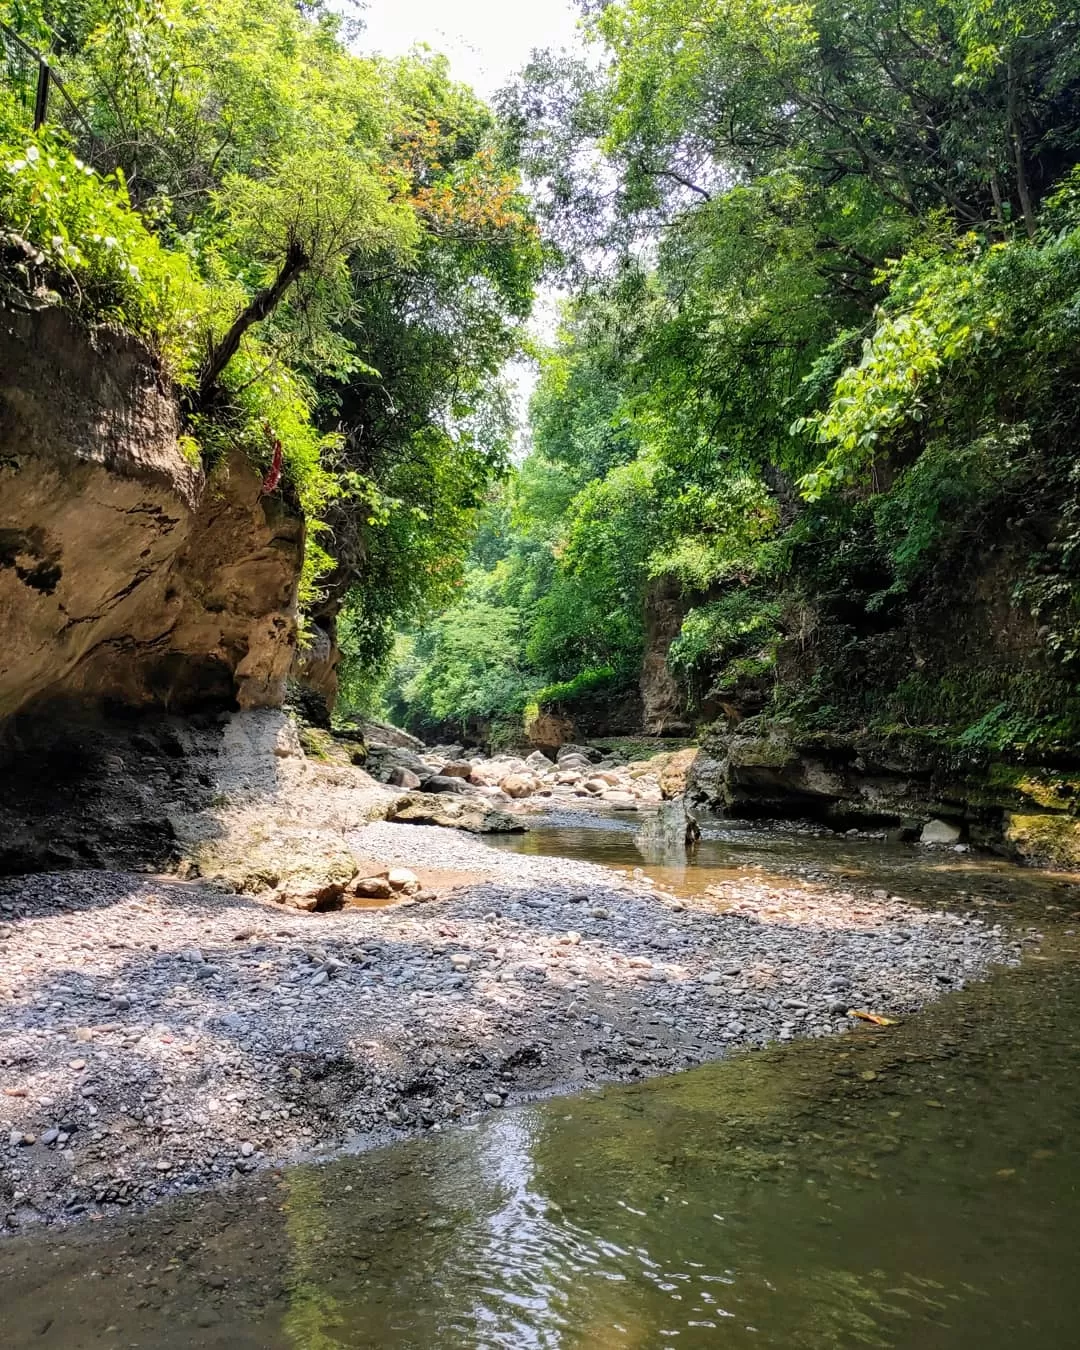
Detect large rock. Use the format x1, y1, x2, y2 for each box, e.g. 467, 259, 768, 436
920, 818, 963, 845
0, 309, 304, 720
441, 760, 474, 778
525, 709, 575, 754
658, 747, 700, 798
362, 719, 425, 751
421, 774, 473, 795
1003, 811, 1080, 869
365, 743, 429, 783
387, 792, 525, 833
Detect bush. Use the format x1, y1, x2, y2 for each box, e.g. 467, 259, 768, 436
0, 135, 214, 379
668, 590, 782, 698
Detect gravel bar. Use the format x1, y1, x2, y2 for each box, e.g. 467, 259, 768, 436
1, 819, 1019, 1232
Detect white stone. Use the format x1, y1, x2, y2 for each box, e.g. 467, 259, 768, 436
920, 818, 962, 845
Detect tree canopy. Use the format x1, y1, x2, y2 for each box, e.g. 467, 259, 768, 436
0, 0, 540, 633
384, 0, 1080, 751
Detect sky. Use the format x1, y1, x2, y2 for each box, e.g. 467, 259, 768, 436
357, 0, 582, 99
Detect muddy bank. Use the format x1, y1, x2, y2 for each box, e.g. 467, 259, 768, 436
0, 819, 1019, 1233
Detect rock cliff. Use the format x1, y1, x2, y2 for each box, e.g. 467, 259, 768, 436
640, 575, 690, 734
0, 309, 304, 723
686, 719, 1080, 869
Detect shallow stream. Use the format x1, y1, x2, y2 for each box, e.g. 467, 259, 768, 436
2, 821, 1079, 1349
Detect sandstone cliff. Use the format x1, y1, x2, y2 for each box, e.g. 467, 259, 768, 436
0, 309, 304, 723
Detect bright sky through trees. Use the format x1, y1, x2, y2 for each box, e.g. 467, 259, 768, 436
357, 0, 581, 434
358, 0, 581, 98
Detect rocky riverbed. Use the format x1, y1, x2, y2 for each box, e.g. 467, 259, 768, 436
0, 816, 1019, 1233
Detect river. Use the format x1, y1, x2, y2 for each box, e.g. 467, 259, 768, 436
1, 819, 1077, 1348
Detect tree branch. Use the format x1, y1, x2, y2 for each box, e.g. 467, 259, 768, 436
196, 240, 309, 405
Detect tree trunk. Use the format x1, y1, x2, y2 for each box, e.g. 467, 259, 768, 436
1007, 56, 1037, 240
196, 240, 309, 405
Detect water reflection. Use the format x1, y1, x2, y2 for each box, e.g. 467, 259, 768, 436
488, 816, 1080, 913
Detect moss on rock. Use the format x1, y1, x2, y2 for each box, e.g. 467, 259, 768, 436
1003, 812, 1080, 871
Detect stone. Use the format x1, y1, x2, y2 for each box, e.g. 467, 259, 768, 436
387, 868, 419, 892
658, 747, 700, 798
920, 818, 963, 845
525, 710, 575, 754
387, 766, 421, 789
352, 875, 394, 900
482, 1093, 502, 1108
500, 774, 536, 799
360, 719, 425, 751
277, 876, 347, 912
388, 793, 525, 834
440, 761, 474, 779
420, 775, 472, 796
558, 755, 592, 772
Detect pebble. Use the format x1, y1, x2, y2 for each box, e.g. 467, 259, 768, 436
0, 817, 1018, 1233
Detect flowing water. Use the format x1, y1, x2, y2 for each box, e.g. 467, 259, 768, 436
2, 822, 1079, 1349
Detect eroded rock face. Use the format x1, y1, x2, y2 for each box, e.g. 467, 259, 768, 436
0, 310, 304, 719
290, 618, 340, 722
688, 719, 1080, 870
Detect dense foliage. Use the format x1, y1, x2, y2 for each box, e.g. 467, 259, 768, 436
386, 0, 1080, 752
0, 0, 539, 631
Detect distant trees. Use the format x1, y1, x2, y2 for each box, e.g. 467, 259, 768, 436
384, 0, 1080, 748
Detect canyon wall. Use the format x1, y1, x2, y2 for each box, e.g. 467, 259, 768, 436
0, 309, 305, 724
